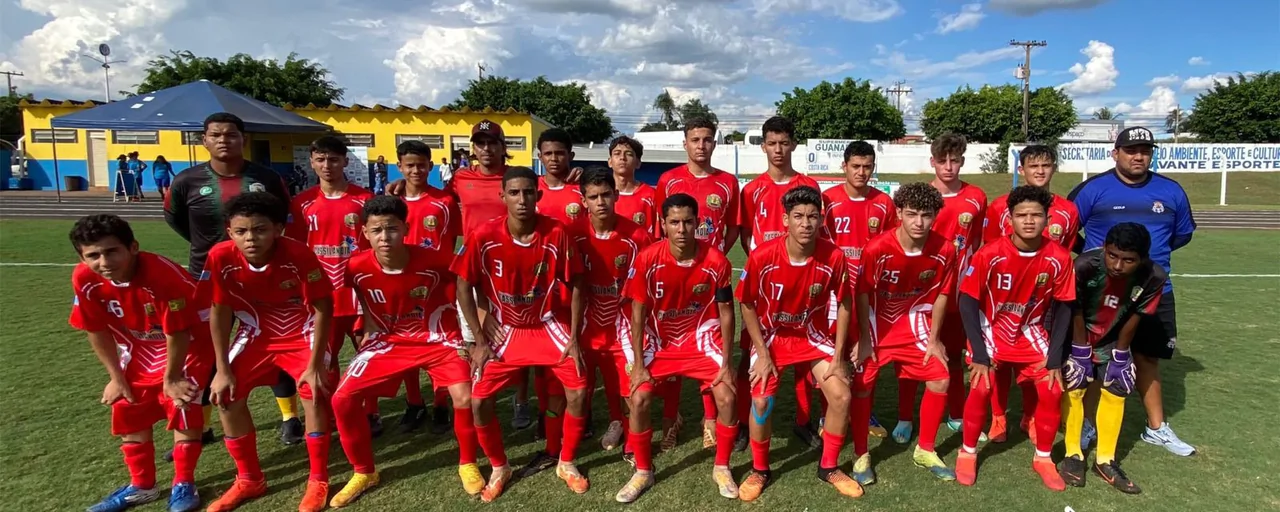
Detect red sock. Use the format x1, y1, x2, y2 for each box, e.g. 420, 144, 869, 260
820, 431, 845, 468
599, 358, 626, 422
851, 394, 872, 456
794, 368, 812, 426
918, 389, 948, 452
305, 433, 331, 482
363, 397, 379, 415
561, 413, 585, 462
172, 440, 202, 485
224, 433, 263, 481
714, 422, 736, 466
961, 382, 991, 449
631, 429, 654, 471
121, 441, 156, 489
1033, 379, 1063, 455
897, 379, 918, 421
476, 421, 508, 467
334, 390, 375, 473
701, 391, 717, 421
544, 412, 564, 457
454, 407, 478, 464
947, 360, 966, 420
750, 438, 771, 471
990, 365, 1012, 417
661, 380, 680, 421
434, 387, 449, 409
403, 371, 424, 407
1019, 381, 1038, 421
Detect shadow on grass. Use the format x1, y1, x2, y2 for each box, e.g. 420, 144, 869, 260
1115, 354, 1205, 462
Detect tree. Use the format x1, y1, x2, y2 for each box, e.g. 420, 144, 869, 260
0, 91, 34, 145
450, 76, 614, 144
677, 98, 718, 127
1092, 107, 1122, 120
1165, 107, 1187, 136
920, 84, 1075, 143
639, 90, 720, 132
132, 50, 344, 106
1183, 72, 1279, 143
638, 122, 670, 132
727, 130, 746, 143
774, 78, 906, 141
652, 90, 678, 130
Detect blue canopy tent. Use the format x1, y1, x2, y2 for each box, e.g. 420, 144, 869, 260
47, 80, 331, 201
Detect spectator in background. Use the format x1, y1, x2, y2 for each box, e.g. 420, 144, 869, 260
439, 157, 453, 185
372, 155, 389, 195
128, 152, 148, 201
153, 155, 175, 201
114, 154, 129, 202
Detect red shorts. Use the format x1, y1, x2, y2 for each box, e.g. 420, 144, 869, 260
472, 322, 586, 399
111, 366, 211, 436
583, 323, 621, 352
327, 315, 361, 363
853, 346, 948, 392
975, 358, 1050, 389
749, 335, 834, 397
336, 340, 470, 398
228, 327, 335, 402
624, 352, 724, 397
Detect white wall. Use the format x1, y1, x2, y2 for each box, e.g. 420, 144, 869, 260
709, 141, 998, 175
1009, 143, 1280, 174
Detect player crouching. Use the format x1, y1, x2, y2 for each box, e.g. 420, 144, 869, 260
615, 193, 740, 503
955, 185, 1075, 491
328, 196, 484, 506
736, 186, 861, 501
71, 214, 212, 512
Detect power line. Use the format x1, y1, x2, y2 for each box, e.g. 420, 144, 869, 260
885, 80, 912, 112
0, 70, 23, 97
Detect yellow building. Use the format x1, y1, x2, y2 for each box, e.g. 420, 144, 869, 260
16, 99, 553, 191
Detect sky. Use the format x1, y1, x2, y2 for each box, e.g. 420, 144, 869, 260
1, 0, 1276, 134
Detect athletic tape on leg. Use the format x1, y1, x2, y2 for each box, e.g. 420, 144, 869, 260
752, 396, 775, 425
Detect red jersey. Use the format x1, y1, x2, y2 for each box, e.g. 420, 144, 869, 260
569, 217, 653, 344
655, 165, 740, 252
202, 238, 333, 344
959, 237, 1076, 364
288, 185, 373, 317
346, 246, 461, 346
538, 178, 585, 225
445, 166, 506, 236
982, 193, 1080, 250
450, 216, 582, 327
622, 242, 732, 356
822, 185, 898, 265
857, 233, 958, 351
404, 187, 461, 254
740, 173, 821, 251
736, 237, 850, 345
616, 182, 658, 235
932, 182, 987, 305
70, 252, 211, 386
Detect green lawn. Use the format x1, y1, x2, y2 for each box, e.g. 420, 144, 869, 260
2, 220, 1279, 511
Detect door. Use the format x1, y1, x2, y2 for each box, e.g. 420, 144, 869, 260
251, 139, 272, 167
87, 130, 108, 188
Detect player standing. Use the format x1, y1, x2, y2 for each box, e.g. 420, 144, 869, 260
71, 215, 211, 512
1058, 222, 1163, 494
328, 196, 483, 505
955, 185, 1075, 491
850, 183, 959, 485
614, 193, 740, 503
736, 186, 862, 501
609, 136, 658, 234
201, 192, 336, 512
452, 167, 589, 502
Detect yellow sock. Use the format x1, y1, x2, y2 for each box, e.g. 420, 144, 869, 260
203, 405, 213, 429
1062, 389, 1086, 460
1095, 390, 1126, 464
277, 396, 299, 421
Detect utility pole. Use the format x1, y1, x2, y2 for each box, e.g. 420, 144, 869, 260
1173, 104, 1182, 143
478, 63, 486, 80
0, 70, 23, 96
1010, 39, 1047, 141
886, 80, 912, 113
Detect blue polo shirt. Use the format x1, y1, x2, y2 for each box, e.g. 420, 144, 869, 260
1068, 169, 1196, 293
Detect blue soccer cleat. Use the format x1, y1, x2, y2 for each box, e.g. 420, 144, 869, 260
892, 420, 913, 445
167, 482, 200, 512
1081, 418, 1097, 453
86, 484, 159, 512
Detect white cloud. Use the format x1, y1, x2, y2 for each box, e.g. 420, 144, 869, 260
1060, 40, 1118, 95
1146, 74, 1181, 88
871, 46, 1024, 80
751, 0, 903, 22
936, 4, 986, 34
1187, 56, 1209, 66
1182, 73, 1234, 92
1112, 86, 1176, 117
384, 25, 513, 105
989, 0, 1110, 16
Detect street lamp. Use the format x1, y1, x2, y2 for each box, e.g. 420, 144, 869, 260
81, 43, 125, 103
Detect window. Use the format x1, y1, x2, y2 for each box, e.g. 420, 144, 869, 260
339, 133, 376, 147
182, 131, 203, 145
396, 134, 444, 149
111, 130, 160, 144
505, 136, 527, 151
30, 129, 78, 144
451, 137, 471, 152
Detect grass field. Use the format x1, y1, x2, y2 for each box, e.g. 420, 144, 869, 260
2, 219, 1279, 512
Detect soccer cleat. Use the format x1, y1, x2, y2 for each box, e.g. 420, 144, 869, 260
329, 472, 379, 508
868, 414, 888, 439
556, 463, 590, 494
955, 451, 978, 486
733, 428, 749, 453
1033, 456, 1067, 491
614, 471, 654, 503
167, 482, 200, 512
988, 414, 1009, 443
280, 417, 305, 445
891, 421, 913, 445
480, 466, 514, 503
851, 453, 876, 485
947, 417, 987, 442
368, 414, 385, 439
661, 413, 683, 452
430, 405, 451, 435
582, 423, 595, 440
712, 465, 739, 499
459, 463, 485, 496
1094, 461, 1142, 494
793, 421, 820, 449
1080, 418, 1095, 452
818, 467, 864, 498
398, 404, 427, 434
601, 420, 625, 451
298, 480, 329, 512
206, 478, 267, 512
516, 451, 558, 479
533, 412, 546, 441
702, 419, 717, 449
622, 450, 636, 468
912, 445, 956, 481
737, 471, 769, 502
512, 402, 533, 430
1058, 456, 1087, 488
1141, 422, 1196, 456
86, 484, 159, 512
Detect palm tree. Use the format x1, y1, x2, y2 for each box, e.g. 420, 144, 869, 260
652, 90, 677, 130
1092, 107, 1122, 120
1165, 107, 1186, 137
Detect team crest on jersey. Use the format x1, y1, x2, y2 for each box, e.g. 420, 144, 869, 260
1035, 272, 1049, 287
1130, 286, 1144, 302
808, 283, 824, 297
410, 286, 430, 299
958, 212, 974, 227
692, 283, 709, 295
424, 215, 439, 230
344, 213, 358, 229
919, 269, 936, 282
143, 303, 156, 316
625, 362, 634, 374
954, 234, 967, 250
249, 182, 266, 193
868, 217, 881, 233
198, 186, 213, 196
706, 194, 723, 209
307, 269, 323, 282
168, 299, 185, 312
280, 279, 299, 289
1049, 224, 1064, 237
1152, 201, 1165, 214
614, 255, 628, 268
533, 262, 549, 276
566, 203, 582, 218
633, 212, 646, 224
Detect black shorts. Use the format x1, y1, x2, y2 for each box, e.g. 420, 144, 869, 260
1131, 291, 1178, 360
